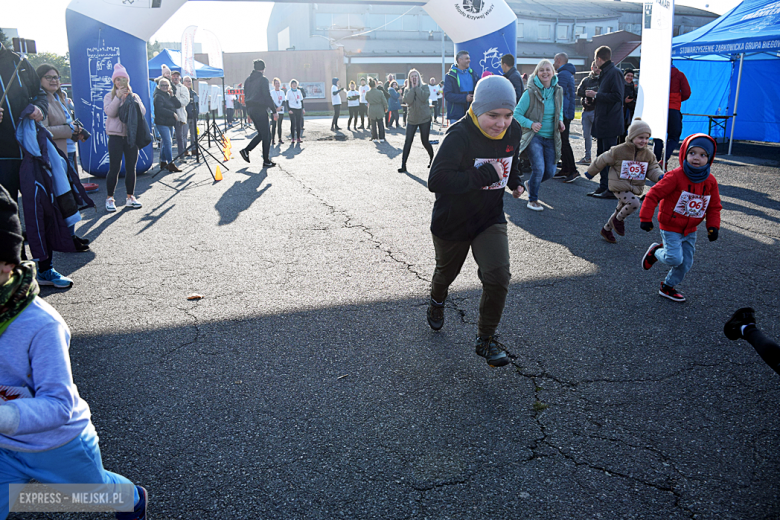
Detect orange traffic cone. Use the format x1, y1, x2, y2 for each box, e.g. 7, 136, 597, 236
215, 165, 223, 181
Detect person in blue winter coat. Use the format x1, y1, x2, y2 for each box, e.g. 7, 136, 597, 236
387, 81, 401, 129
0, 186, 148, 520
443, 50, 480, 123
553, 52, 578, 182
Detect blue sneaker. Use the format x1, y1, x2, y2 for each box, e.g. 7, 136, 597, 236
116, 485, 147, 520
37, 268, 73, 289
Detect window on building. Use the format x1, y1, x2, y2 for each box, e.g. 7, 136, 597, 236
367, 14, 385, 29
333, 14, 349, 29
539, 24, 551, 40
557, 25, 569, 41
673, 25, 681, 36
403, 15, 418, 31
385, 14, 404, 31
517, 22, 524, 38
350, 14, 365, 30
420, 15, 438, 32
594, 26, 602, 35
315, 13, 333, 30
606, 26, 613, 33
575, 25, 585, 38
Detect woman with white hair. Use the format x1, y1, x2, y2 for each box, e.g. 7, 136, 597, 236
513, 59, 564, 211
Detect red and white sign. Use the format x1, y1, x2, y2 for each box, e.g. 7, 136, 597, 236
674, 191, 710, 218
620, 160, 648, 180
475, 157, 512, 190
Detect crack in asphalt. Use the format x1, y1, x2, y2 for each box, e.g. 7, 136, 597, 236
275, 163, 430, 285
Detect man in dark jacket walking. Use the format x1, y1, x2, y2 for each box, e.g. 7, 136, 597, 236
443, 51, 480, 123
240, 59, 277, 168
584, 46, 624, 198
576, 61, 600, 164
500, 54, 524, 103
553, 52, 578, 183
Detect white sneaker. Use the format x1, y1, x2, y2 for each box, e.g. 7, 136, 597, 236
106, 197, 116, 212
379, 139, 385, 143
372, 139, 379, 143
126, 196, 142, 209
527, 201, 544, 211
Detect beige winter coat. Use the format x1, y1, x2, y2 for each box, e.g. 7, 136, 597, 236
42, 91, 73, 155
587, 141, 664, 196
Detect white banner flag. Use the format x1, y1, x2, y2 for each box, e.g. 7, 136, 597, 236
634, 0, 675, 141
181, 25, 197, 78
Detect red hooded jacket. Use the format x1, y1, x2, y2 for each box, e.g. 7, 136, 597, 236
639, 133, 721, 236
669, 67, 691, 111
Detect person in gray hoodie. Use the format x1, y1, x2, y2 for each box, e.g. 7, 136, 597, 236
0, 186, 148, 520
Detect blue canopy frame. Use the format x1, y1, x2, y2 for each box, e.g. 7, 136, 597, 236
148, 49, 224, 79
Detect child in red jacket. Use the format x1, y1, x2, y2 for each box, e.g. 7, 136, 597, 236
639, 134, 722, 302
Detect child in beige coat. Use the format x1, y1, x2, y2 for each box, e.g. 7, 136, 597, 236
585, 118, 664, 243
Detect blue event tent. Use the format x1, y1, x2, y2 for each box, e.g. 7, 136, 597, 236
148, 49, 224, 79
671, 0, 780, 148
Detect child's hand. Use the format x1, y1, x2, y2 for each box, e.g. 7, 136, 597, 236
708, 227, 719, 242
512, 185, 525, 198
640, 221, 654, 232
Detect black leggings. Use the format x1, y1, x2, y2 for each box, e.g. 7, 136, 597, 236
107, 135, 138, 198
387, 110, 399, 128
347, 106, 359, 128
289, 109, 303, 140
358, 104, 367, 127
744, 326, 780, 375
271, 113, 285, 141
401, 121, 434, 167
331, 104, 341, 129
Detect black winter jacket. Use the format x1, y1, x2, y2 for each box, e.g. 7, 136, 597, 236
0, 45, 48, 159
577, 74, 600, 112
428, 116, 522, 241
592, 60, 624, 139
503, 67, 525, 104
153, 88, 181, 127
244, 70, 275, 112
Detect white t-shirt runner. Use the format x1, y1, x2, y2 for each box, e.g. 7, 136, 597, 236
287, 89, 304, 110
270, 88, 285, 114
428, 84, 441, 104
331, 85, 342, 105
347, 89, 360, 107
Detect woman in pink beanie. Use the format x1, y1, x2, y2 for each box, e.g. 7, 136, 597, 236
102, 63, 145, 213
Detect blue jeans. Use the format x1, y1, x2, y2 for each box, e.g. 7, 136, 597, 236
655, 229, 697, 287
158, 124, 174, 163
0, 423, 139, 519
525, 135, 557, 202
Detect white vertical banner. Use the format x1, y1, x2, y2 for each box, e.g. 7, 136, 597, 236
200, 29, 223, 72
181, 25, 197, 78
634, 0, 675, 141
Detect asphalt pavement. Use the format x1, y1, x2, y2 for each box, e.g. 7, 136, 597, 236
15, 117, 780, 519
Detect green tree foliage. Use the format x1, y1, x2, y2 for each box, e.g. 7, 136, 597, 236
0, 29, 11, 49
147, 40, 162, 60
27, 52, 71, 83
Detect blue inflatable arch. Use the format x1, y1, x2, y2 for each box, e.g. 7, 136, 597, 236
66, 0, 516, 175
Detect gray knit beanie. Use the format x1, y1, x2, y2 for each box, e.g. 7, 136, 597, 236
471, 75, 517, 116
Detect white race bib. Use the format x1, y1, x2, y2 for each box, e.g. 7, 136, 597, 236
475, 157, 512, 190
620, 160, 648, 180
674, 191, 710, 218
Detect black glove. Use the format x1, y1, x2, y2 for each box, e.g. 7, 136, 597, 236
708, 227, 719, 242
640, 221, 654, 232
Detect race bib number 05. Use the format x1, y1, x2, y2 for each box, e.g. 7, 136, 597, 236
620, 160, 647, 180
674, 191, 710, 218
475, 157, 512, 190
